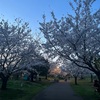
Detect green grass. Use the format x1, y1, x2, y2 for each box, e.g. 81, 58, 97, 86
0, 79, 51, 100
70, 78, 100, 100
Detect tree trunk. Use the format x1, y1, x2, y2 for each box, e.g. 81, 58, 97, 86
90, 74, 93, 83
96, 73, 100, 84
30, 73, 34, 82
45, 74, 48, 80
1, 77, 9, 90
74, 76, 78, 85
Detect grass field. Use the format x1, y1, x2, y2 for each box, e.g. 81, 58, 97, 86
0, 79, 51, 100
70, 78, 100, 100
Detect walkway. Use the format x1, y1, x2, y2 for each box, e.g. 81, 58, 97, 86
32, 82, 83, 100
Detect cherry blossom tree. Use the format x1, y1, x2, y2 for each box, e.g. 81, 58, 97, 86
40, 0, 100, 83
19, 37, 51, 81
62, 60, 91, 85
0, 19, 38, 90
30, 57, 50, 79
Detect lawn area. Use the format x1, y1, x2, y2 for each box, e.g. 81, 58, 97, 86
70, 78, 100, 100
0, 79, 51, 100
